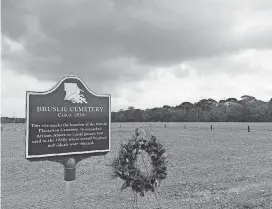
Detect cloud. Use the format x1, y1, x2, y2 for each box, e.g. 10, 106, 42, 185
2, 0, 272, 117
1, 68, 55, 117
109, 67, 271, 111
1, 0, 30, 40
2, 0, 272, 84
183, 49, 272, 77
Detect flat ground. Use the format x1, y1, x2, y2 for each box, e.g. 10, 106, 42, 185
1, 122, 272, 209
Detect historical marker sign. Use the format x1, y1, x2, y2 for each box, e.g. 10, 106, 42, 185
25, 75, 111, 158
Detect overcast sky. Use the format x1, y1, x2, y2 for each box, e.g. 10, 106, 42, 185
1, 0, 272, 117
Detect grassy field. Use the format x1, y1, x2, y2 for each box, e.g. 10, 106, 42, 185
1, 122, 272, 209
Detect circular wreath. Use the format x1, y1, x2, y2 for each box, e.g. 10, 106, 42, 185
112, 128, 167, 197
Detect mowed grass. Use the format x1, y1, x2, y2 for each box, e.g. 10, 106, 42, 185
1, 122, 272, 209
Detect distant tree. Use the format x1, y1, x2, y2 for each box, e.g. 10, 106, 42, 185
269, 99, 272, 121
193, 99, 218, 121
111, 112, 117, 122
132, 109, 143, 122
226, 103, 243, 121
195, 99, 214, 111
186, 108, 198, 122
241, 95, 256, 100
144, 108, 161, 122
127, 106, 135, 111
207, 98, 218, 105
226, 98, 238, 103
178, 102, 194, 121
239, 95, 256, 104
181, 102, 194, 107
115, 110, 126, 122
171, 109, 185, 122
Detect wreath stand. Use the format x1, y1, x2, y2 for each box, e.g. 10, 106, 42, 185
112, 128, 167, 208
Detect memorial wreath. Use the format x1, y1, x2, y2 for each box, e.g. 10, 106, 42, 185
112, 128, 167, 197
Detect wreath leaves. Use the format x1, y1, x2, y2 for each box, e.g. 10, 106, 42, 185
111, 128, 167, 196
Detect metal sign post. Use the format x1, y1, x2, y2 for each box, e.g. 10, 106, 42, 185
64, 157, 76, 209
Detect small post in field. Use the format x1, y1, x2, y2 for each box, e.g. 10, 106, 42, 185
248, 125, 250, 132
211, 125, 213, 130
165, 124, 166, 128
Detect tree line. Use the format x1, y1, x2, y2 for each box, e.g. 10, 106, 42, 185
112, 95, 272, 122
1, 95, 271, 123
1, 117, 25, 123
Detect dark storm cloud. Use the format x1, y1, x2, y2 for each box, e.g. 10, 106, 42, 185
1, 0, 29, 40
2, 0, 272, 85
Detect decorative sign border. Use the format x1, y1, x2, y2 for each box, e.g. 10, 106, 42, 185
25, 75, 111, 159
